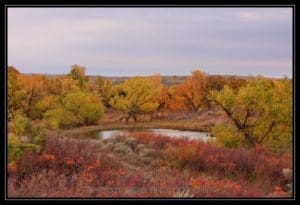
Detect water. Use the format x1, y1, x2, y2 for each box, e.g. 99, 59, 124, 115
96, 128, 213, 142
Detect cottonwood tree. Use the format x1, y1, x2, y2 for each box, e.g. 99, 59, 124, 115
110, 76, 162, 123
44, 76, 80, 99
7, 66, 28, 121
68, 64, 88, 91
94, 77, 114, 108
20, 75, 46, 119
210, 77, 292, 149
177, 70, 209, 112
208, 75, 247, 91
163, 86, 187, 112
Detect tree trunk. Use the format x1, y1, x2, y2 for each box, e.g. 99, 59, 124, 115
133, 114, 137, 122
125, 115, 130, 124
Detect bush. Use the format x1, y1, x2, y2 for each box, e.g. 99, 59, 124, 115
212, 124, 245, 148
12, 114, 31, 137
141, 156, 153, 165
123, 137, 138, 150
129, 132, 292, 186
136, 144, 146, 152
139, 148, 157, 158
43, 108, 77, 129
8, 134, 40, 163
102, 142, 115, 151
78, 103, 104, 125
113, 142, 133, 155
63, 91, 104, 126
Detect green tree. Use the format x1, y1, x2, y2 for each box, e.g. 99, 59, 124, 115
210, 77, 292, 149
110, 76, 162, 123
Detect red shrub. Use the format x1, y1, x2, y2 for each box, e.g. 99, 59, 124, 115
130, 132, 292, 187
189, 175, 262, 197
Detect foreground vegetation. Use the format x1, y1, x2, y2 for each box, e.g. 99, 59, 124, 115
7, 64, 293, 198
8, 131, 292, 197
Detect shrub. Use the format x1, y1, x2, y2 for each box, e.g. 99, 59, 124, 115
102, 142, 115, 151
212, 124, 245, 148
136, 144, 146, 152
130, 132, 292, 186
123, 137, 138, 150
141, 156, 153, 165
8, 131, 292, 198
12, 114, 31, 137
78, 103, 104, 125
43, 108, 77, 129
8, 134, 40, 163
63, 91, 104, 125
188, 175, 262, 197
113, 142, 133, 155
139, 148, 157, 158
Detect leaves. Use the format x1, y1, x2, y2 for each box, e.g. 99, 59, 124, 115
110, 76, 162, 122
176, 70, 209, 112
210, 77, 292, 149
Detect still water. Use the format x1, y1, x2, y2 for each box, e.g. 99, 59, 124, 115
96, 129, 213, 142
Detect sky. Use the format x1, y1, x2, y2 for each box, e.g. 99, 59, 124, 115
7, 7, 293, 77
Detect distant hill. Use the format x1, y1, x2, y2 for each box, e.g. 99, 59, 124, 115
22, 73, 288, 87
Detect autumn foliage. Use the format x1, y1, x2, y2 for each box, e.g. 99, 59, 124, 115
7, 65, 293, 198
7, 133, 291, 198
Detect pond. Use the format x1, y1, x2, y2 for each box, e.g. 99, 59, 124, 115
95, 128, 213, 142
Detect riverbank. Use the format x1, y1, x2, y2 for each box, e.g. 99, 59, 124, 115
60, 109, 226, 137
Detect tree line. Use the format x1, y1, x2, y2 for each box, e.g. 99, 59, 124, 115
8, 65, 292, 151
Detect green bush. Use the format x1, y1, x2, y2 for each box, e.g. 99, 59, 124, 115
211, 124, 245, 148
63, 91, 104, 125
29, 96, 59, 120
78, 102, 104, 125
8, 134, 40, 163
26, 125, 46, 147
13, 114, 31, 137
43, 108, 77, 129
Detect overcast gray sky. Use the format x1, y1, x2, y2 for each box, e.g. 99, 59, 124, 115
7, 7, 293, 77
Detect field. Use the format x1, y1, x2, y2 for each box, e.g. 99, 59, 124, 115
7, 67, 293, 198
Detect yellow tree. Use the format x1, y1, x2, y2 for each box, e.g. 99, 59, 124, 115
7, 66, 28, 120
94, 77, 114, 108
110, 76, 162, 123
44, 76, 80, 98
210, 77, 292, 149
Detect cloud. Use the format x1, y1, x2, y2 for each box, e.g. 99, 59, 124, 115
7, 7, 293, 78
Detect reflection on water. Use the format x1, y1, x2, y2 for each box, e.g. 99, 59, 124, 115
96, 128, 213, 142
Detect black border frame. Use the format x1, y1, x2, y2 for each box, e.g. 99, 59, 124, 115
0, 1, 297, 203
